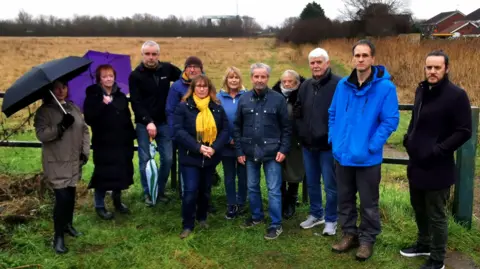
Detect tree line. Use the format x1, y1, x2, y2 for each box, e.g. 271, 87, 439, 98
0, 11, 263, 37
276, 0, 420, 45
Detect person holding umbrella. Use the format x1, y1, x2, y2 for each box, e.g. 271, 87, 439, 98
173, 74, 229, 239
33, 80, 90, 254
83, 64, 136, 220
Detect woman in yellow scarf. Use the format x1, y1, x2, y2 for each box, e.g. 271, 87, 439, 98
172, 74, 230, 239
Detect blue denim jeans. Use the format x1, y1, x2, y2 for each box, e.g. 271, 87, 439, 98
181, 165, 215, 230
94, 189, 121, 208
136, 123, 173, 196
222, 156, 247, 206
246, 159, 282, 227
302, 148, 338, 222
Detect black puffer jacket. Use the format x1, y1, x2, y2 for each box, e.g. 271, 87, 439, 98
294, 68, 341, 150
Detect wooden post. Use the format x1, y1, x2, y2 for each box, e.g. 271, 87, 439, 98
452, 106, 479, 229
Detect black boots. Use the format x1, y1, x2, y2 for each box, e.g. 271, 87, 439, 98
53, 233, 68, 254
112, 191, 130, 214
96, 207, 114, 220
65, 187, 83, 237
282, 182, 299, 219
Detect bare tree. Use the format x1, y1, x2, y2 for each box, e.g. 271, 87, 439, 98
340, 0, 410, 20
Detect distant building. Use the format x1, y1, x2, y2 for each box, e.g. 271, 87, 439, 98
421, 8, 480, 38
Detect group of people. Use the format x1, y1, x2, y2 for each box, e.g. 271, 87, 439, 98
33, 39, 473, 269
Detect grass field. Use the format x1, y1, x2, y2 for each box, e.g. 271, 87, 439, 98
0, 37, 479, 269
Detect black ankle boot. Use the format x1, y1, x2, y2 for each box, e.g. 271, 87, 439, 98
112, 191, 130, 214
53, 233, 68, 254
96, 207, 114, 220
64, 223, 83, 237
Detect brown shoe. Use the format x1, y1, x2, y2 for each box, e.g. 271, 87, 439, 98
355, 243, 373, 261
331, 234, 359, 253
179, 229, 192, 239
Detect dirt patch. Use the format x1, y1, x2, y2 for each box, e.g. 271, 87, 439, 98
0, 173, 45, 224
445, 251, 479, 269
0, 173, 88, 250
383, 144, 408, 159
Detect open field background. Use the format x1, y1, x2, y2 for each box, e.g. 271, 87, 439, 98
0, 37, 479, 269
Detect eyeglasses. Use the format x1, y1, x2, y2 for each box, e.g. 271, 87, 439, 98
144, 52, 158, 56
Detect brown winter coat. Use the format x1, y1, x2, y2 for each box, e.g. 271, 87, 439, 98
33, 101, 90, 189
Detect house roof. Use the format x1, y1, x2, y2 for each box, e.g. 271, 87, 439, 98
423, 11, 464, 25
465, 8, 480, 20
437, 20, 477, 33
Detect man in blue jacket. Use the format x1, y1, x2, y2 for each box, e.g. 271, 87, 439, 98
328, 40, 399, 260
233, 63, 292, 240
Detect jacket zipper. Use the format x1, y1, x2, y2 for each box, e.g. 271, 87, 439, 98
362, 97, 369, 113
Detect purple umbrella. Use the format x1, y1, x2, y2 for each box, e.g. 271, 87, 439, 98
67, 50, 132, 111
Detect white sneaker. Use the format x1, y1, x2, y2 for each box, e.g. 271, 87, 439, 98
322, 222, 337, 236
300, 215, 325, 229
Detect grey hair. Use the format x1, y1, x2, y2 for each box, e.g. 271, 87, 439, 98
308, 48, 329, 62
141, 40, 160, 54
281, 69, 300, 82
250, 63, 271, 76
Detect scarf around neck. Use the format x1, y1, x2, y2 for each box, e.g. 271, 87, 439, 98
280, 83, 299, 97
193, 94, 217, 145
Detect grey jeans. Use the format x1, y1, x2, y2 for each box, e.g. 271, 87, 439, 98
336, 162, 382, 244
410, 186, 450, 262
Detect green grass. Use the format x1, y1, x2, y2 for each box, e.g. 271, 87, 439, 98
1, 131, 480, 269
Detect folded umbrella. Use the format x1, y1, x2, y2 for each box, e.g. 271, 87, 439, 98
67, 50, 132, 111
1, 56, 92, 118
146, 138, 159, 205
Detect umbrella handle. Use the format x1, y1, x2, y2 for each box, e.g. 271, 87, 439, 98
49, 90, 67, 114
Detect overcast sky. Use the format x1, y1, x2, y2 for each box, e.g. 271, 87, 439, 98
0, 0, 478, 27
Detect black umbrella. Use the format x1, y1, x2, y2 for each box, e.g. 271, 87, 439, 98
1, 56, 93, 117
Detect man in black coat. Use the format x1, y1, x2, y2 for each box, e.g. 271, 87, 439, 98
233, 62, 292, 240
400, 50, 472, 269
128, 41, 182, 206
293, 48, 340, 236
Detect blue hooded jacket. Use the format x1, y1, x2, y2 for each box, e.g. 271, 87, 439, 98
216, 88, 247, 157
328, 65, 399, 167
166, 76, 190, 137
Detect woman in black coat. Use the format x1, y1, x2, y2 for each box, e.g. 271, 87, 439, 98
83, 64, 135, 220
173, 74, 229, 239
272, 70, 306, 219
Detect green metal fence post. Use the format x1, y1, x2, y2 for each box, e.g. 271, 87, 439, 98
452, 106, 479, 229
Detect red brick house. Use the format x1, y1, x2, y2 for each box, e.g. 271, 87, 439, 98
465, 8, 480, 26
433, 20, 479, 37
420, 10, 466, 35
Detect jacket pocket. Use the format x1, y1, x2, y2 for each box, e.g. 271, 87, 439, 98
348, 137, 370, 164
263, 108, 277, 126
262, 138, 281, 158
240, 137, 253, 157
242, 108, 255, 126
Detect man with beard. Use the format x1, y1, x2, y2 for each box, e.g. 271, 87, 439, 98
400, 50, 472, 269
129, 40, 182, 207
233, 63, 291, 240
329, 39, 399, 261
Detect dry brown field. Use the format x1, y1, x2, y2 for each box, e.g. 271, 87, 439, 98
1, 36, 479, 123
317, 36, 480, 105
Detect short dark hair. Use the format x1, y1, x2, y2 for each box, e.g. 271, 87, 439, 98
352, 39, 376, 57
426, 50, 449, 69
95, 64, 116, 83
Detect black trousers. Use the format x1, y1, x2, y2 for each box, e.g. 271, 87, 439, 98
336, 162, 382, 244
410, 185, 450, 262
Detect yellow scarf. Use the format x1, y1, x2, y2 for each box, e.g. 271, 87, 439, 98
193, 94, 217, 145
